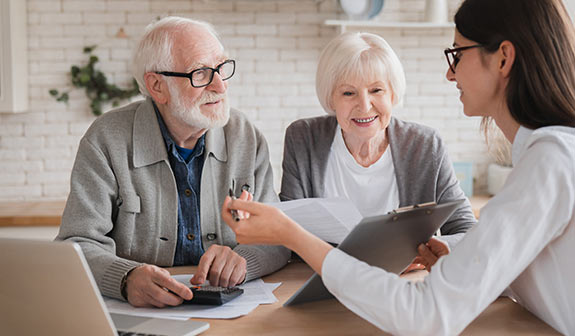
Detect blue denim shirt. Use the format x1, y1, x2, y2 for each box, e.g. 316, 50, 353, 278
154, 106, 205, 266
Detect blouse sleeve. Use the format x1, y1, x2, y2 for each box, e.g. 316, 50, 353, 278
322, 136, 575, 335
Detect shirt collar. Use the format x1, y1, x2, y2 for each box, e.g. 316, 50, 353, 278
511, 126, 534, 167
154, 102, 175, 149
152, 102, 206, 161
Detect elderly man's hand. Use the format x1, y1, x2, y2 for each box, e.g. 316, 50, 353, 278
190, 245, 247, 287
125, 264, 193, 308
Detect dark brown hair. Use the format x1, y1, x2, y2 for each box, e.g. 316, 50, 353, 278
455, 0, 575, 128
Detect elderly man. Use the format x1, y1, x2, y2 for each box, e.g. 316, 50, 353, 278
57, 17, 290, 308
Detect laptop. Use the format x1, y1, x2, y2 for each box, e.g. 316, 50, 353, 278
284, 199, 464, 306
0, 238, 209, 336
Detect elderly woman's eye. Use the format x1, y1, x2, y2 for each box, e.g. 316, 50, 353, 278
342, 91, 354, 96
371, 88, 383, 93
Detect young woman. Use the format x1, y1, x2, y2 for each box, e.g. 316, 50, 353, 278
223, 0, 575, 334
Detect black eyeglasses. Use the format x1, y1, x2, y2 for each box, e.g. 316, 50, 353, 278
156, 59, 236, 88
444, 45, 482, 73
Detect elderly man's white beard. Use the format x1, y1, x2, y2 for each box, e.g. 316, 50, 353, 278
167, 83, 230, 129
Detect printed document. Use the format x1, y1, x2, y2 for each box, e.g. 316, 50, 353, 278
268, 198, 363, 244
105, 275, 280, 320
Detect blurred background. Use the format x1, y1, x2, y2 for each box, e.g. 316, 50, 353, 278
2, 0, 573, 206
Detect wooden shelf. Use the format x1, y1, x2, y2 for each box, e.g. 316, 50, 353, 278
0, 195, 490, 228
0, 201, 65, 227
325, 19, 454, 33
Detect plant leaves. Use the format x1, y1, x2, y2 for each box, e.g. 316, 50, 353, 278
51, 45, 141, 116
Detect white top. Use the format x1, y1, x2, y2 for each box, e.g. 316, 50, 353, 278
322, 125, 575, 335
323, 125, 400, 217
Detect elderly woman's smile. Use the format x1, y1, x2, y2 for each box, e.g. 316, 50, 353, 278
332, 79, 394, 144
353, 116, 378, 124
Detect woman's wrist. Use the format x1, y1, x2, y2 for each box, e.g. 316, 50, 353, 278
283, 223, 334, 275
281, 217, 307, 251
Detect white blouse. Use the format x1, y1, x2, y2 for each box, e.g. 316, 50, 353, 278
323, 125, 400, 217
322, 125, 575, 335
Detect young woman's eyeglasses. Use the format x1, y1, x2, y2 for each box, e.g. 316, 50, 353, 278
156, 59, 236, 88
444, 45, 482, 73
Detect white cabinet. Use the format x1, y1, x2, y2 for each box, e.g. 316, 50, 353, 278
0, 0, 28, 113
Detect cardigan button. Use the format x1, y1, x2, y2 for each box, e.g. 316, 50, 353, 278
184, 189, 192, 196
186, 233, 195, 241
206, 233, 217, 241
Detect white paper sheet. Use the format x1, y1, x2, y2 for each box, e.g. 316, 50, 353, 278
268, 198, 363, 244
105, 299, 260, 320
105, 275, 281, 320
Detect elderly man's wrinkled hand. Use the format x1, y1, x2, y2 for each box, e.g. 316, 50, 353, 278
125, 264, 193, 308
191, 245, 247, 288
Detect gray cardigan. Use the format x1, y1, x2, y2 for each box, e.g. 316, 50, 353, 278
280, 115, 476, 246
57, 98, 290, 300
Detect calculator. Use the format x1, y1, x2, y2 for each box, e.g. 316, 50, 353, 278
182, 286, 244, 305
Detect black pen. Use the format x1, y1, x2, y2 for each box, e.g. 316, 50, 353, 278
228, 188, 241, 222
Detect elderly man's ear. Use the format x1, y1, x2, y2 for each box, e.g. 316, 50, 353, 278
144, 72, 169, 105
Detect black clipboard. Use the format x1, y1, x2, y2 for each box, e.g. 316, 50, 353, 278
284, 199, 464, 306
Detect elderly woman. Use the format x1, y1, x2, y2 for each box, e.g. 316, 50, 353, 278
280, 32, 475, 250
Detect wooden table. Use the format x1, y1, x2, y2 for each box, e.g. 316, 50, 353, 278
169, 261, 558, 335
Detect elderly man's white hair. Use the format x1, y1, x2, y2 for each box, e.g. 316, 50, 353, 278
132, 16, 223, 97
316, 32, 406, 115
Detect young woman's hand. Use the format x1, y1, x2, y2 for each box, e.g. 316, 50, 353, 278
235, 190, 253, 220
412, 237, 450, 271
222, 196, 298, 247
222, 197, 334, 275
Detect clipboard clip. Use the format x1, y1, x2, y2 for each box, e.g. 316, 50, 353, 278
389, 201, 437, 214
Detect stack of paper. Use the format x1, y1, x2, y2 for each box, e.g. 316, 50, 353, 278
105, 274, 281, 320
269, 198, 363, 244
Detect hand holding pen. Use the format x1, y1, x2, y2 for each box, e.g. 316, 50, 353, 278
228, 184, 253, 221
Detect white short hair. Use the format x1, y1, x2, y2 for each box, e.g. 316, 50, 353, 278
316, 32, 406, 115
132, 16, 222, 97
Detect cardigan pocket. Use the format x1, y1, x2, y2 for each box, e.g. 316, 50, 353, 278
114, 193, 141, 257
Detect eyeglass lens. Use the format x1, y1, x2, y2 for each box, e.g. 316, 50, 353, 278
192, 61, 235, 87
450, 53, 460, 70
446, 51, 459, 73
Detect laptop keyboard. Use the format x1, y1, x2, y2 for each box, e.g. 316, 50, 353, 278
118, 332, 166, 336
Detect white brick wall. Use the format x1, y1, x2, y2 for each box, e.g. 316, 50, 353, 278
0, 0, 490, 201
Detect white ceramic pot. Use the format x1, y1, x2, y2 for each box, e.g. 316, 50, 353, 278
487, 163, 513, 195
424, 0, 448, 23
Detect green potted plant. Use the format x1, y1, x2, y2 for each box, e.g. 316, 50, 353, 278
49, 45, 140, 116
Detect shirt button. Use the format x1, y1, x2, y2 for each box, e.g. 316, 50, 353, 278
184, 189, 192, 196
187, 233, 195, 241
206, 233, 217, 241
